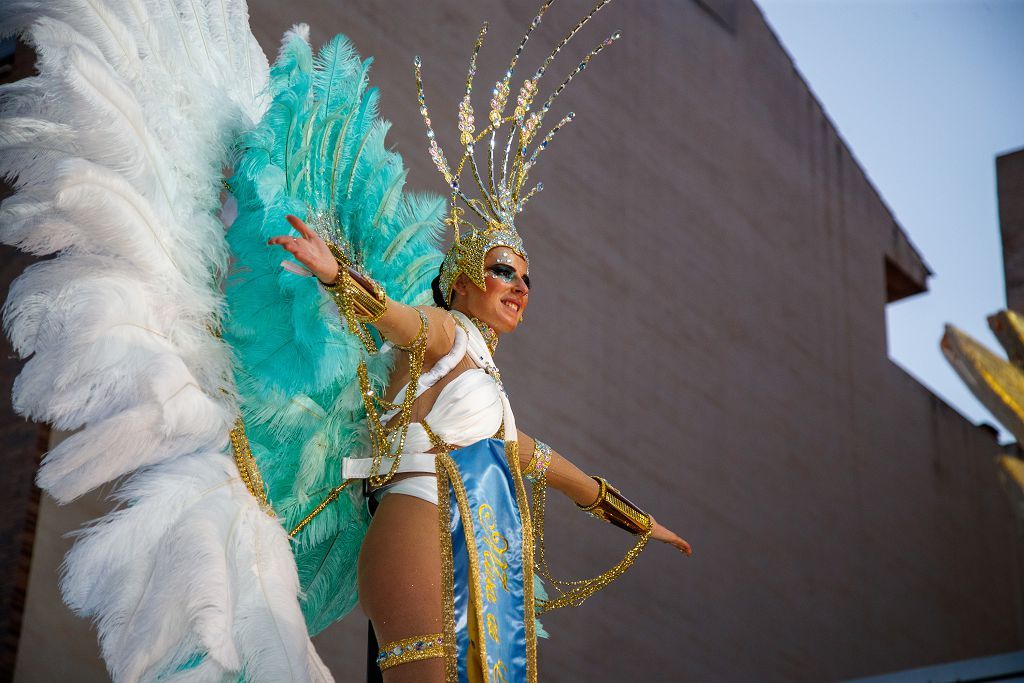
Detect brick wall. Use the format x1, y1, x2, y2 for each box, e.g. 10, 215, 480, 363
10, 2, 1018, 681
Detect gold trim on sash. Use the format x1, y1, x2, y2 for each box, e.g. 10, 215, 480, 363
436, 462, 460, 682
438, 452, 491, 679
505, 439, 538, 683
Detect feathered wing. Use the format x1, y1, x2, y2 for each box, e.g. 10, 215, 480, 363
225, 28, 445, 635
0, 2, 336, 681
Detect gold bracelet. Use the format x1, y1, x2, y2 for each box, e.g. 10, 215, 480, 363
577, 476, 608, 512
576, 476, 652, 535
390, 309, 427, 352
321, 242, 352, 288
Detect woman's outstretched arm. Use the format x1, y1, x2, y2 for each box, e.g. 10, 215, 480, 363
268, 214, 455, 359
517, 431, 692, 556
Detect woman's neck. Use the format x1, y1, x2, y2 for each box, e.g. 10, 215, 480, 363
453, 307, 499, 355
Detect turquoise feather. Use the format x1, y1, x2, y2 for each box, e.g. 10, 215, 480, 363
224, 30, 444, 634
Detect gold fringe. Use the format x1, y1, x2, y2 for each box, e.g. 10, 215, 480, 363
229, 418, 273, 515
532, 470, 651, 614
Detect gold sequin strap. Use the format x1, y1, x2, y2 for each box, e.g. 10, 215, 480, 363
359, 310, 430, 488
376, 633, 446, 671
531, 471, 651, 615
288, 480, 355, 538
420, 418, 454, 455
229, 417, 273, 515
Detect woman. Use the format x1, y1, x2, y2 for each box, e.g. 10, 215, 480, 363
0, 0, 685, 678
270, 214, 692, 682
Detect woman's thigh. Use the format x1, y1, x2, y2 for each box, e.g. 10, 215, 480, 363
359, 491, 445, 682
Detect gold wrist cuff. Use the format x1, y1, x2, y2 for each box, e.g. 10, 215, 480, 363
347, 274, 387, 322
323, 243, 387, 323
577, 476, 652, 535
321, 242, 352, 287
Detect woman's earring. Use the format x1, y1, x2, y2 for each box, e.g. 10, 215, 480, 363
518, 315, 524, 324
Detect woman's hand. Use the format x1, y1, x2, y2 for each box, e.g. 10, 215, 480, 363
649, 515, 692, 556
268, 214, 339, 284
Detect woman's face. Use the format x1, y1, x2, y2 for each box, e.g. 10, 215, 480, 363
451, 246, 530, 334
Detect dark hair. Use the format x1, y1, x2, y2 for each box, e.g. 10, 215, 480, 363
431, 274, 450, 310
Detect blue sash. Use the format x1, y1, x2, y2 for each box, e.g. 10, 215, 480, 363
438, 438, 535, 682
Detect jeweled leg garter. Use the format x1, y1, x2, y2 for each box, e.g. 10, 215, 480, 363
376, 633, 446, 671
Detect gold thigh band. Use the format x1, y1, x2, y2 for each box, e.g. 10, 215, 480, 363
377, 633, 445, 671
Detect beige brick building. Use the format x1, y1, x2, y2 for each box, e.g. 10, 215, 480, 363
5, 1, 1019, 681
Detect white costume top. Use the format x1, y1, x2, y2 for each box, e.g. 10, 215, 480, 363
341, 311, 515, 504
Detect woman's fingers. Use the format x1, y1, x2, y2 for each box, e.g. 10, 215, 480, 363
268, 235, 311, 264
269, 237, 302, 256
651, 520, 692, 556
665, 532, 692, 556
269, 217, 339, 283
286, 214, 317, 241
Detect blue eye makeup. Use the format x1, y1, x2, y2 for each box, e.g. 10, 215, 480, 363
486, 264, 530, 289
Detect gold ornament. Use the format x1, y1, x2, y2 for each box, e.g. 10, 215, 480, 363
414, 0, 622, 305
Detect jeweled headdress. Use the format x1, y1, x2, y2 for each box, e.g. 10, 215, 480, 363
414, 0, 621, 305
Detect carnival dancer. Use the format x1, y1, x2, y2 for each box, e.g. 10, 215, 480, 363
263, 3, 692, 679
0, 0, 690, 680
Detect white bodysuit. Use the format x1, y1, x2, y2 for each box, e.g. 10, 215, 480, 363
341, 311, 514, 505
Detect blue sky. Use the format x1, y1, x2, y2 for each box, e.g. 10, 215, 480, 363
756, 0, 1024, 440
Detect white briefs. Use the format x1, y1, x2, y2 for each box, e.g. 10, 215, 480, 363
372, 474, 439, 505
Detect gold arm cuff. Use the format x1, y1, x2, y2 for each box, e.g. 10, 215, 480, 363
577, 476, 652, 535
323, 243, 387, 323
523, 439, 553, 482
376, 633, 445, 671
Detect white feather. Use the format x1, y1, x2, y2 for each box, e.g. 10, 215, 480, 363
0, 117, 77, 189
4, 259, 226, 424
0, 2, 335, 680
62, 452, 325, 683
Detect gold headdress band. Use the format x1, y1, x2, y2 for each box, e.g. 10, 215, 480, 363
414, 0, 621, 305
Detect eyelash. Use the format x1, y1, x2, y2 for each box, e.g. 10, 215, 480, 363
488, 265, 530, 289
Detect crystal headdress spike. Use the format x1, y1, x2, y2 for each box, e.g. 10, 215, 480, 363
416, 0, 621, 304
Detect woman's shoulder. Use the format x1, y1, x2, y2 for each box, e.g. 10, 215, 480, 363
415, 305, 459, 361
